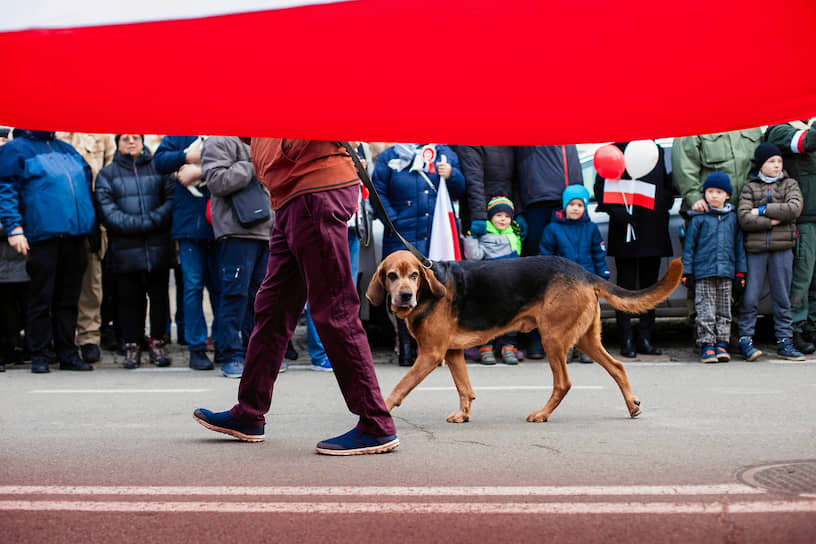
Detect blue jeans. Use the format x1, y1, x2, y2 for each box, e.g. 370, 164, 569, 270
214, 238, 269, 365
178, 239, 220, 352
306, 228, 360, 365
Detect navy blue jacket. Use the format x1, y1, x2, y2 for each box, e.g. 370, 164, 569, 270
153, 135, 213, 240
682, 205, 747, 279
0, 130, 95, 242
515, 145, 583, 209
372, 145, 465, 257
95, 150, 175, 274
539, 210, 610, 278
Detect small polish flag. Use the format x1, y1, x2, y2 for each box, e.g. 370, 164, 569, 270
602, 179, 656, 210
428, 176, 461, 261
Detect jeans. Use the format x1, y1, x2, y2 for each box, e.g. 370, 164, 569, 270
214, 237, 268, 364
231, 186, 394, 435
26, 236, 87, 364
306, 228, 360, 365
177, 239, 220, 352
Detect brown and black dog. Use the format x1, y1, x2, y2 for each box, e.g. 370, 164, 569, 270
366, 250, 682, 423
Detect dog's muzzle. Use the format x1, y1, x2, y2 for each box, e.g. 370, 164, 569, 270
394, 290, 416, 308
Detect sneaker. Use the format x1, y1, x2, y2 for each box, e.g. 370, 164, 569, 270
315, 427, 399, 456
501, 346, 519, 365
192, 408, 265, 442
310, 359, 333, 372
220, 360, 244, 378
738, 336, 762, 362
189, 349, 214, 370
148, 338, 171, 367
80, 343, 101, 363
777, 338, 806, 361
279, 362, 288, 373
123, 342, 141, 369
479, 346, 496, 365
700, 345, 718, 363
714, 342, 731, 362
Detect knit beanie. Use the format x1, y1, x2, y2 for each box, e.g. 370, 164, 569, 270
562, 184, 590, 210
753, 142, 782, 170
702, 171, 732, 196
487, 196, 515, 220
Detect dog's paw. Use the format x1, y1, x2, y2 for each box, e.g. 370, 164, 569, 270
446, 411, 469, 423
525, 411, 548, 422
629, 404, 642, 418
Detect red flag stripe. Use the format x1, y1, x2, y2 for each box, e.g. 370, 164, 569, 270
447, 211, 461, 261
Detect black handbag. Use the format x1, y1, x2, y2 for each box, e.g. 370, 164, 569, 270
230, 178, 271, 227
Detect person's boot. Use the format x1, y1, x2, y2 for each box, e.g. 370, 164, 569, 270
620, 336, 636, 358
397, 319, 414, 367
793, 332, 815, 354
636, 337, 662, 355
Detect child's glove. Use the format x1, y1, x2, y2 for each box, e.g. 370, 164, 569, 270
469, 220, 487, 237
681, 275, 694, 288
515, 214, 528, 241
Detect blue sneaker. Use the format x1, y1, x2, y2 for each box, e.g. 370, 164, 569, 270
310, 359, 333, 372
777, 338, 806, 361
220, 360, 244, 378
193, 408, 265, 442
315, 427, 399, 456
738, 336, 762, 362
279, 362, 288, 373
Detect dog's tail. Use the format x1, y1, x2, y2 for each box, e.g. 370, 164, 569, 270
594, 258, 683, 314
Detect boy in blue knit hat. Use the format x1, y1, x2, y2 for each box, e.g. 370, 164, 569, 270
682, 171, 747, 363
540, 185, 610, 362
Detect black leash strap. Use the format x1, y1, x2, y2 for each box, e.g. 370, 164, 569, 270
338, 141, 433, 268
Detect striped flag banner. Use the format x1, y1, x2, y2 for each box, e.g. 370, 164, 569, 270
1, 1, 815, 142
428, 177, 461, 261
602, 179, 656, 210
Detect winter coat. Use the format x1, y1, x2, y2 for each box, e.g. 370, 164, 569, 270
201, 136, 273, 240
372, 145, 465, 258
153, 135, 214, 240
672, 129, 763, 213
539, 210, 610, 278
682, 205, 746, 279
467, 220, 522, 261
765, 121, 816, 223
594, 142, 674, 258
737, 173, 802, 253
95, 150, 175, 274
452, 145, 517, 224
0, 130, 95, 242
0, 220, 29, 283
514, 145, 583, 208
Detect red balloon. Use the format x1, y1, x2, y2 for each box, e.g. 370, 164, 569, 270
593, 145, 626, 180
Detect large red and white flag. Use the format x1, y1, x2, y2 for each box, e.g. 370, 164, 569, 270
428, 177, 461, 261
1, 0, 815, 143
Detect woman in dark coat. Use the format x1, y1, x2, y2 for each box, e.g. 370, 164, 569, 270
95, 135, 175, 368
594, 141, 675, 357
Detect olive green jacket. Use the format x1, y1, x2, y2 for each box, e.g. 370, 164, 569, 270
765, 120, 816, 223
672, 129, 763, 213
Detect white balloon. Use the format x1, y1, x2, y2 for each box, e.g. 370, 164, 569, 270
623, 140, 659, 179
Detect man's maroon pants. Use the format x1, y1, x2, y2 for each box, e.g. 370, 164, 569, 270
230, 185, 395, 436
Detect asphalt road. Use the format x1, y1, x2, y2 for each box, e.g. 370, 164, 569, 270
2, 333, 815, 543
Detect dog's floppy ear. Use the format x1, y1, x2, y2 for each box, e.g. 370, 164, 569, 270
366, 261, 386, 306
422, 266, 447, 298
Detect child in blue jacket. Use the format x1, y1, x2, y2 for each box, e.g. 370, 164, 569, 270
540, 185, 610, 362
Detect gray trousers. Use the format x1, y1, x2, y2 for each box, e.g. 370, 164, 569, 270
737, 250, 794, 339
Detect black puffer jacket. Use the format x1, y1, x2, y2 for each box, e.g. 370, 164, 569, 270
95, 150, 175, 274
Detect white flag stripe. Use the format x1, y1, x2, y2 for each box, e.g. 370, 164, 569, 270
602, 179, 656, 199
428, 176, 458, 261
0, 0, 339, 32
0, 484, 762, 496
2, 500, 813, 515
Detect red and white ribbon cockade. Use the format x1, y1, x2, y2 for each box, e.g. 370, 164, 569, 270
1, 0, 816, 143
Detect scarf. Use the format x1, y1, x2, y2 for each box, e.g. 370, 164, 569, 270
757, 171, 783, 184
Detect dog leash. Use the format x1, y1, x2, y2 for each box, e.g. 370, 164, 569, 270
338, 141, 433, 268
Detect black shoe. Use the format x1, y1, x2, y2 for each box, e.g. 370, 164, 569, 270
793, 332, 816, 354
80, 343, 101, 363
59, 356, 93, 371
284, 341, 298, 361
636, 338, 662, 355
620, 338, 636, 358
31, 360, 50, 373
189, 349, 214, 370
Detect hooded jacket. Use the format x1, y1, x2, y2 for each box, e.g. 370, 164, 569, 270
94, 149, 175, 274
539, 210, 610, 278
682, 204, 746, 279
0, 130, 95, 242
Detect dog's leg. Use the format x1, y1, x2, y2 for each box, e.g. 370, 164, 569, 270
576, 317, 642, 418
385, 351, 444, 413
443, 349, 475, 423
526, 342, 572, 423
